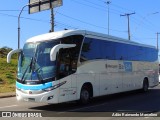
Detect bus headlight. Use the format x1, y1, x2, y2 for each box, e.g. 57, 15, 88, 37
43, 81, 67, 91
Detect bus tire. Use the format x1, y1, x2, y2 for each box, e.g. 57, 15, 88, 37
142, 78, 149, 92
80, 86, 91, 104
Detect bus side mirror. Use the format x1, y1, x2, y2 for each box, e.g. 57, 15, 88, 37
7, 49, 22, 63
50, 44, 76, 61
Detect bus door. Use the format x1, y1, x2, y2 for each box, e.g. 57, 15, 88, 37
57, 48, 77, 102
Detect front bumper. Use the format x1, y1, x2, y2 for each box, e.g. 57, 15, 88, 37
16, 89, 59, 104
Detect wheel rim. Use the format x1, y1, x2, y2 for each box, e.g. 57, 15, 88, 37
81, 89, 89, 102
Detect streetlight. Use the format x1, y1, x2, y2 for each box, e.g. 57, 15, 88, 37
146, 12, 159, 50
157, 32, 160, 51
106, 1, 111, 35
18, 4, 29, 49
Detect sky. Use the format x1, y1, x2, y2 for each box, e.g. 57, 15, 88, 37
0, 0, 160, 50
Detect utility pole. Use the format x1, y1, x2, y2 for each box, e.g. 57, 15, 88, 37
50, 8, 54, 32
157, 32, 160, 50
106, 1, 111, 35
18, 4, 29, 49
120, 12, 135, 40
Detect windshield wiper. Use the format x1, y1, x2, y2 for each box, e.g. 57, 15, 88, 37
34, 67, 44, 83
21, 57, 33, 83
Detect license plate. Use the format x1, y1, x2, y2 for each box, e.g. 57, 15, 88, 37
28, 98, 35, 102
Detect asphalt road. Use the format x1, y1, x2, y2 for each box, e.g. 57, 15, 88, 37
1, 85, 160, 120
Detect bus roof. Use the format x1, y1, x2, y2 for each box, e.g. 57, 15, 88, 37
26, 30, 85, 43
26, 30, 156, 49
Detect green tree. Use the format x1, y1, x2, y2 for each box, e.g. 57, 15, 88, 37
0, 47, 17, 58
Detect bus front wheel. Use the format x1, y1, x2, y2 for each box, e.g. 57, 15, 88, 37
80, 86, 91, 104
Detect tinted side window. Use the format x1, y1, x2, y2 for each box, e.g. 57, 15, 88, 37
80, 38, 116, 62
115, 42, 127, 60
101, 40, 115, 60
80, 37, 158, 62
80, 38, 102, 62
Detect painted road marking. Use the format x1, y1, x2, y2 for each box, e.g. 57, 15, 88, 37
0, 105, 18, 109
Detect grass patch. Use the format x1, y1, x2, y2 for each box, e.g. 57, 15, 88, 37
0, 84, 15, 93
0, 58, 17, 93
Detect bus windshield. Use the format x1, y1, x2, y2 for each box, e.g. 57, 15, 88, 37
17, 41, 59, 84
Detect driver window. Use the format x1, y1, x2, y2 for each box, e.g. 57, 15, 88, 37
57, 48, 72, 79
56, 35, 83, 80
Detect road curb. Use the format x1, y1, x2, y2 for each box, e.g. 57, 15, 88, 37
0, 92, 16, 98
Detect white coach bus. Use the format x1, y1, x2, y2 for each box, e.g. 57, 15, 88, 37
7, 30, 159, 104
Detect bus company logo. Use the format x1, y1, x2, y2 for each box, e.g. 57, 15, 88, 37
28, 91, 32, 94
123, 62, 132, 72
105, 64, 118, 69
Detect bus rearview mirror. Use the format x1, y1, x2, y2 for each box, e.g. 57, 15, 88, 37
7, 49, 22, 63
50, 44, 76, 61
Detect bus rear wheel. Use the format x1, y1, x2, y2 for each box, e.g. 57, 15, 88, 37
142, 79, 149, 92
80, 86, 91, 104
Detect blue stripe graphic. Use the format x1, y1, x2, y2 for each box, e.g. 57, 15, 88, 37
16, 81, 52, 90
